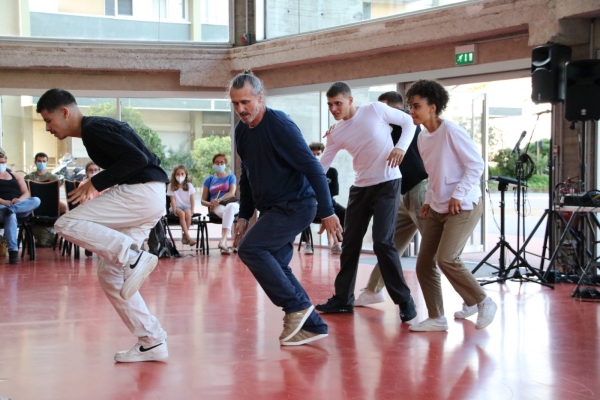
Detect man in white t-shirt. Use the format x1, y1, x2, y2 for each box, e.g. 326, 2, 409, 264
315, 82, 418, 323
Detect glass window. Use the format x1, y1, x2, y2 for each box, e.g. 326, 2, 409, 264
118, 0, 133, 16
257, 0, 470, 40
22, 0, 230, 43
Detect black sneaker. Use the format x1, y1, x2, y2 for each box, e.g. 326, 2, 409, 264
315, 295, 354, 313
8, 250, 19, 265
399, 296, 417, 322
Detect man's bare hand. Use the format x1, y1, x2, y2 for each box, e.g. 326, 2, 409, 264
323, 124, 336, 138
387, 148, 406, 168
67, 179, 96, 205
10, 198, 20, 205
233, 219, 249, 249
319, 215, 343, 243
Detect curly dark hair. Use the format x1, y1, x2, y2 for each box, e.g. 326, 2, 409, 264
406, 80, 449, 116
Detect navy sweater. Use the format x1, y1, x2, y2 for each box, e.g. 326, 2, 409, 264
235, 108, 334, 221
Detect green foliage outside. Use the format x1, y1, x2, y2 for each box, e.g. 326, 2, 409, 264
190, 136, 232, 187
488, 138, 550, 191
85, 102, 233, 186
86, 102, 167, 161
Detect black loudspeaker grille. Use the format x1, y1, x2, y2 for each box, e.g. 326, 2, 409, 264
531, 44, 571, 104
565, 60, 600, 121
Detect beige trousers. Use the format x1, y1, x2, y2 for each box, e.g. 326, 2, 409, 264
415, 198, 486, 318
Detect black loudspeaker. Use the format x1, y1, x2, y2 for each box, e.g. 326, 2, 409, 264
564, 60, 600, 121
531, 44, 572, 104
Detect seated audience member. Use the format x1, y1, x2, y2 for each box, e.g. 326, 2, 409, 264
78, 162, 108, 257
167, 165, 197, 247
300, 142, 346, 255
79, 162, 107, 204
0, 149, 41, 264
201, 153, 239, 255
25, 152, 67, 213
24, 152, 59, 182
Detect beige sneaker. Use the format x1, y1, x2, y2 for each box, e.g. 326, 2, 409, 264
281, 329, 328, 346
279, 305, 315, 342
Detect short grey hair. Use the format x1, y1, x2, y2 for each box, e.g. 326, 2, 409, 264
228, 69, 265, 96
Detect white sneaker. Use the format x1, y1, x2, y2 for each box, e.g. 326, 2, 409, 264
114, 341, 168, 362
454, 302, 478, 319
331, 243, 342, 254
475, 297, 498, 329
304, 245, 314, 255
354, 288, 386, 306
120, 251, 159, 300
409, 317, 448, 332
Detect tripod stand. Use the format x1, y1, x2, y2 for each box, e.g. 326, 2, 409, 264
471, 177, 554, 288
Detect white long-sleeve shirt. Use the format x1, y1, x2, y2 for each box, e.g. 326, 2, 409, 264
320, 102, 416, 187
418, 119, 483, 213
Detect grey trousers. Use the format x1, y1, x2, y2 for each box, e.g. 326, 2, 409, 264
335, 178, 412, 305
366, 180, 428, 292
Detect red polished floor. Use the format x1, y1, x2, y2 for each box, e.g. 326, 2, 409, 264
0, 246, 598, 400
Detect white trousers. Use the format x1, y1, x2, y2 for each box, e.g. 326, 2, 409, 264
54, 182, 167, 347
213, 202, 240, 231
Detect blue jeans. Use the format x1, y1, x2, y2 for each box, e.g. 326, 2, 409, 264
237, 199, 328, 335
0, 197, 41, 251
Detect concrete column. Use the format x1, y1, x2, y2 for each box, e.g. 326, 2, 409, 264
233, 0, 255, 47
0, 1, 20, 36
189, 0, 202, 42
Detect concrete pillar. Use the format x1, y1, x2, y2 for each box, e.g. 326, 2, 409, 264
233, 0, 255, 47
0, 96, 32, 171
0, 0, 30, 36
191, 111, 203, 140
189, 0, 202, 42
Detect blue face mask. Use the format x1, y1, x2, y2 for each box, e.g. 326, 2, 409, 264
36, 162, 47, 171
0, 164, 6, 173
213, 164, 226, 173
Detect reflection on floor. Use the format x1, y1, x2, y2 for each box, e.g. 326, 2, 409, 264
0, 247, 598, 400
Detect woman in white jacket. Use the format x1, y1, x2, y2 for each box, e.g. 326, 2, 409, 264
406, 80, 497, 332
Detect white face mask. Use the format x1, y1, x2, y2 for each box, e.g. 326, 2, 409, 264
0, 163, 6, 173
176, 176, 186, 183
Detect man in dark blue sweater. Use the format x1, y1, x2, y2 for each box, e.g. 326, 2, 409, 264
230, 71, 343, 346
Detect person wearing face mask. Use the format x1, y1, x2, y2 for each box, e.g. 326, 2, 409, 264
0, 149, 41, 264
201, 153, 239, 254
299, 142, 346, 255
24, 152, 68, 213
167, 165, 197, 247
25, 152, 60, 182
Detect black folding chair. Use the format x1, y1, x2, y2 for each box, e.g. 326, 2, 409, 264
27, 180, 63, 255
62, 180, 81, 258
164, 193, 204, 254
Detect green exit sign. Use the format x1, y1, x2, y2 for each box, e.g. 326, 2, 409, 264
456, 52, 475, 65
